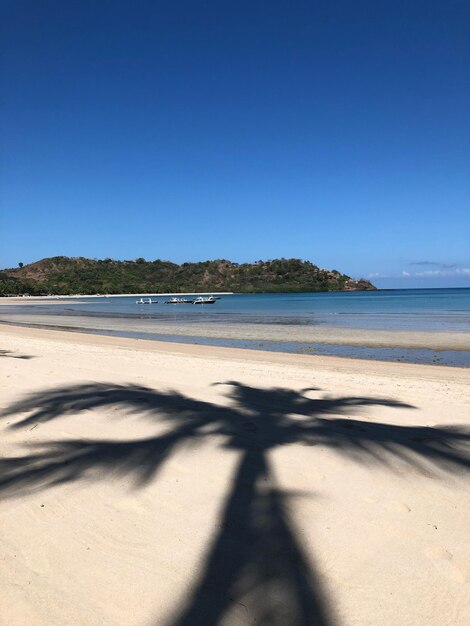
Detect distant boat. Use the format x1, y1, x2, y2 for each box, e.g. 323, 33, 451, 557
165, 297, 195, 304
136, 298, 158, 304
193, 296, 217, 305
164, 295, 220, 304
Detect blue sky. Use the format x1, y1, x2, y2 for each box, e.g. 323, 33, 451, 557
1, 0, 469, 288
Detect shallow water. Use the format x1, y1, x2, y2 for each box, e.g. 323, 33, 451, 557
2, 318, 470, 366
3, 289, 470, 331
2, 289, 469, 366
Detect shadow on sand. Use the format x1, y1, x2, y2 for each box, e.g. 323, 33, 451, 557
0, 349, 34, 359
1, 382, 469, 625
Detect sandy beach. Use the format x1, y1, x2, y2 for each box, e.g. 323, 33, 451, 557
1, 324, 469, 625
0, 293, 234, 303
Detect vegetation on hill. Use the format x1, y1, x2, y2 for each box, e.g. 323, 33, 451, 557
0, 257, 376, 296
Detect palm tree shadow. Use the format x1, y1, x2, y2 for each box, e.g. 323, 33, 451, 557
0, 349, 34, 359
1, 382, 469, 625
170, 449, 331, 626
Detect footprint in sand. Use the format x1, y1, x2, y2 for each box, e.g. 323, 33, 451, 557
424, 546, 467, 583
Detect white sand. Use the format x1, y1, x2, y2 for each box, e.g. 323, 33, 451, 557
0, 292, 233, 303
1, 325, 469, 625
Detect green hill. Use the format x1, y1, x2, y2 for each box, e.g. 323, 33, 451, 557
1, 257, 376, 296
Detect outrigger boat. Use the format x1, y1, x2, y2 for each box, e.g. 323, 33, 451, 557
193, 296, 217, 304
136, 298, 158, 304
165, 297, 195, 304
164, 295, 220, 304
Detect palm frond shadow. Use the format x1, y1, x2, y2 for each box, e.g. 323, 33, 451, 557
1, 382, 469, 625
0, 349, 34, 359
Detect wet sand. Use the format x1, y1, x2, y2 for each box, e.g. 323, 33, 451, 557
1, 309, 470, 351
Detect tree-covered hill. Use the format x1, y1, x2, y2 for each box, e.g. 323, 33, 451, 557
1, 257, 376, 296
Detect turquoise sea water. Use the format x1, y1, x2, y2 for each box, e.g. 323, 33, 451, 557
2, 289, 470, 366
4, 288, 470, 331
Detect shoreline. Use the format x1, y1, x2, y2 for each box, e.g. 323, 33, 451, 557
1, 313, 470, 351
2, 287, 470, 366
0, 291, 234, 303
1, 321, 469, 378
2, 291, 470, 357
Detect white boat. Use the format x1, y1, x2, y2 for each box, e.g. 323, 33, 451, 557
136, 298, 158, 304
164, 295, 221, 304
165, 297, 194, 304
193, 296, 217, 305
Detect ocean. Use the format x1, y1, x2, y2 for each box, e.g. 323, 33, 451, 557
2, 288, 470, 366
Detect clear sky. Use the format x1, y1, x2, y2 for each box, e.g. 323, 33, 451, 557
1, 0, 469, 288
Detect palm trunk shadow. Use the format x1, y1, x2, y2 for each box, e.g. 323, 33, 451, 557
169, 447, 333, 626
